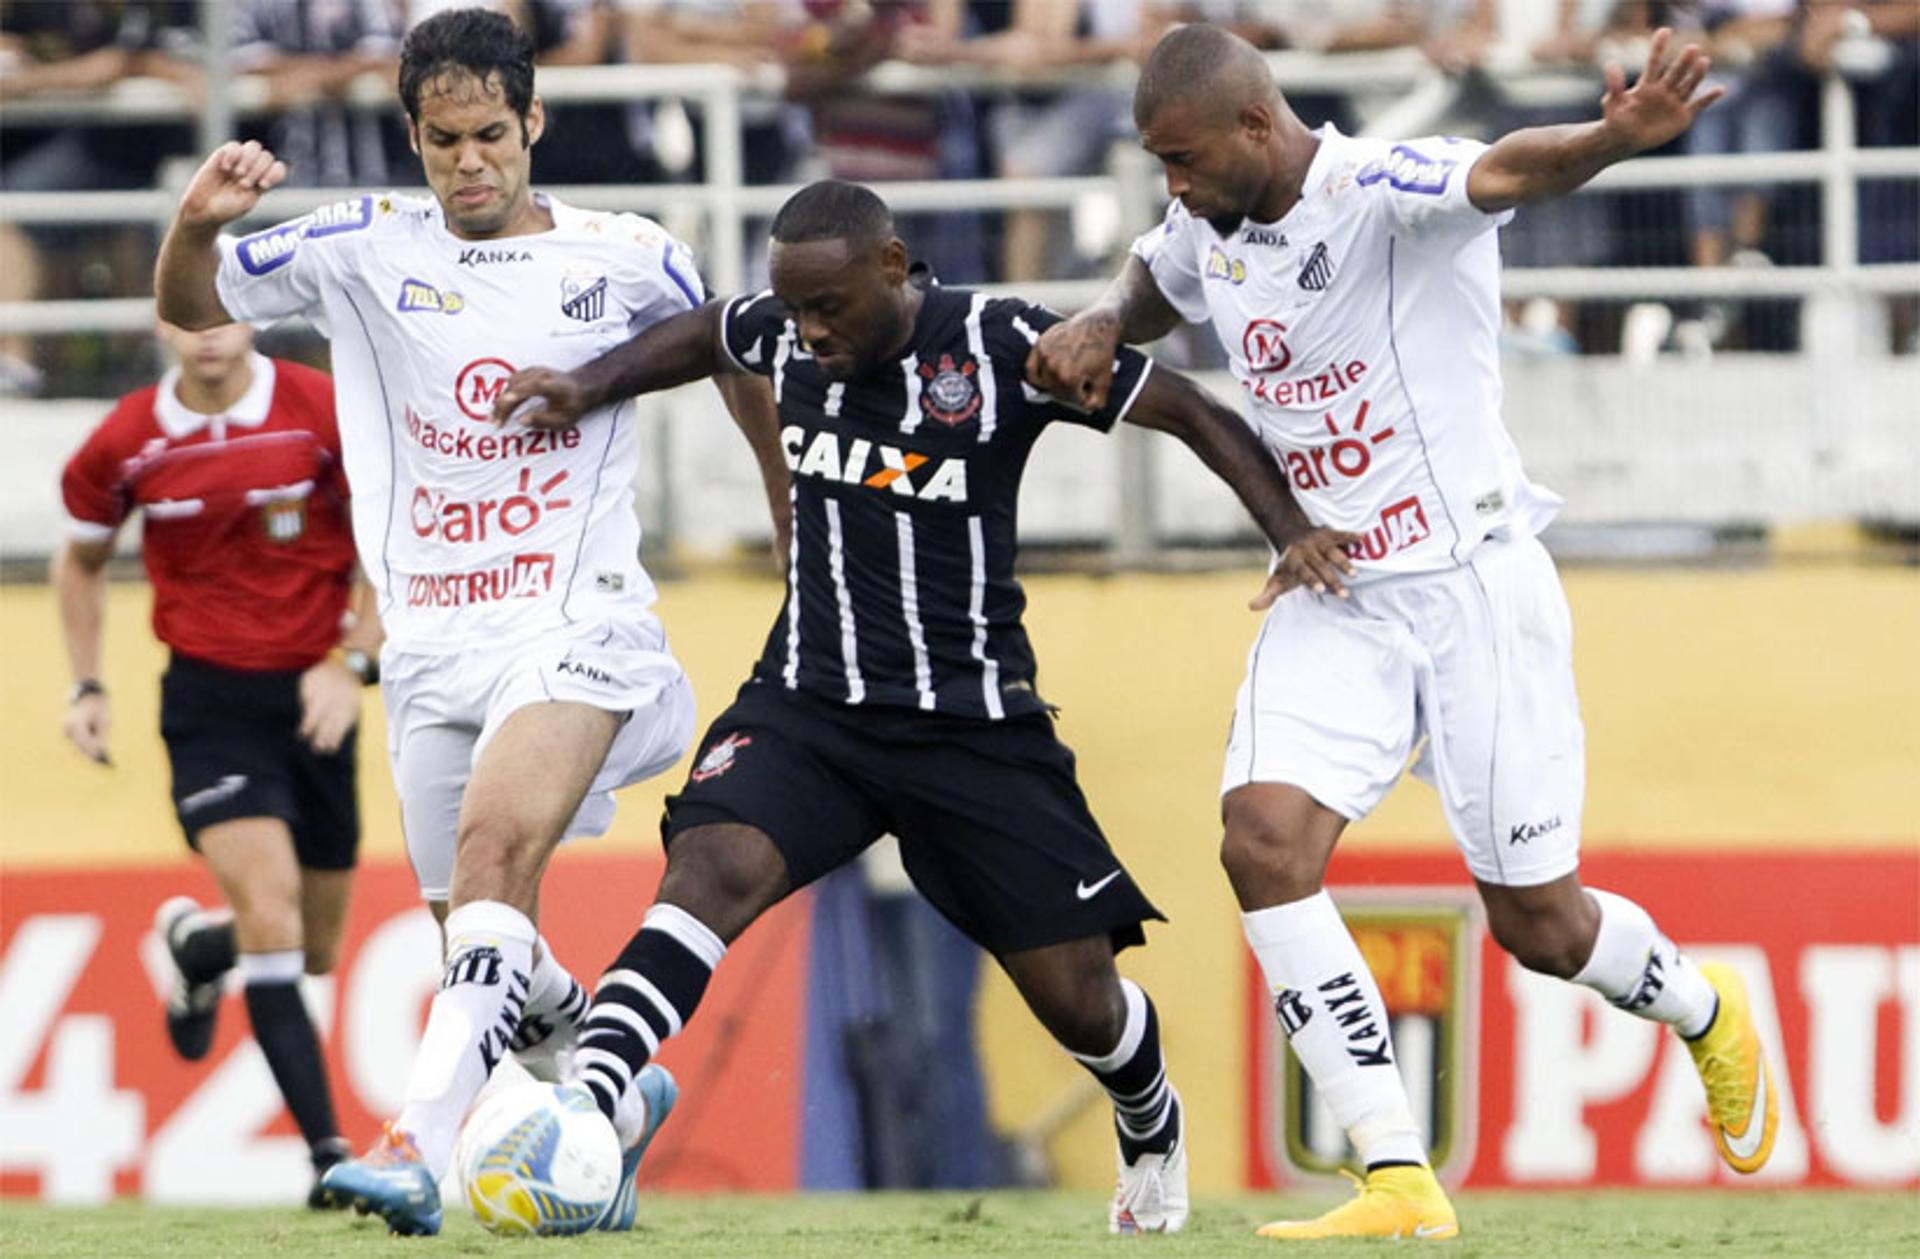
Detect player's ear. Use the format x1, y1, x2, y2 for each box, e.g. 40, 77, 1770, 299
1241, 99, 1274, 143
523, 97, 545, 148
405, 117, 420, 156
880, 236, 908, 283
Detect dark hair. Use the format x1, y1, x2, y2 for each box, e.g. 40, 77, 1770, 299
1135, 23, 1272, 128
398, 7, 536, 124
770, 180, 894, 249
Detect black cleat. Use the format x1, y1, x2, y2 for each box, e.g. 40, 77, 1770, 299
308, 1136, 352, 1210
154, 897, 221, 1061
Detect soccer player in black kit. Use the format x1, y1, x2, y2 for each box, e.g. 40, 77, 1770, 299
494, 180, 1355, 1234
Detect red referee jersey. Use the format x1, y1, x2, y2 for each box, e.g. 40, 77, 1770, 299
61, 355, 358, 672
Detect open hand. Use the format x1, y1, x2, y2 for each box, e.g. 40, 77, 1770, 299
1249, 526, 1363, 609
178, 140, 288, 231
298, 658, 361, 755
1600, 27, 1726, 156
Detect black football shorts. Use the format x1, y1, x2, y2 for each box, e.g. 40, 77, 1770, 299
663, 681, 1163, 957
159, 654, 360, 870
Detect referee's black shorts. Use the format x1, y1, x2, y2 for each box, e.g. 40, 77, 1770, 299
663, 681, 1163, 957
159, 654, 360, 870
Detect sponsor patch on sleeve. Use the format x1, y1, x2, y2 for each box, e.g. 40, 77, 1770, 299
1356, 145, 1457, 196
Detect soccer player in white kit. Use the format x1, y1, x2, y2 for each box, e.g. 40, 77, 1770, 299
1032, 24, 1780, 1240
155, 9, 771, 1235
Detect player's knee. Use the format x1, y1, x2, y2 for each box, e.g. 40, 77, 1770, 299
231, 898, 302, 955
453, 815, 541, 892
303, 941, 339, 975
658, 826, 787, 936
1489, 911, 1587, 978
1219, 803, 1324, 901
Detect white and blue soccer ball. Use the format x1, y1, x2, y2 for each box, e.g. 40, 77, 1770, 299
458, 1081, 623, 1236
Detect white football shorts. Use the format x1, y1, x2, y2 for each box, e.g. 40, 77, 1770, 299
1222, 534, 1584, 887
381, 615, 696, 901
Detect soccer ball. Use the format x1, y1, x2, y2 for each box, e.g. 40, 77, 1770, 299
459, 1081, 623, 1236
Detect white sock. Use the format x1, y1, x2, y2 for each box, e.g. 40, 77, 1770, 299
1242, 892, 1426, 1168
524, 935, 590, 1027
396, 900, 536, 1176
1573, 889, 1718, 1038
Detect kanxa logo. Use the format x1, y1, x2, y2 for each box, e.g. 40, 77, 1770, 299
1510, 816, 1564, 845
1320, 971, 1394, 1067
458, 246, 531, 266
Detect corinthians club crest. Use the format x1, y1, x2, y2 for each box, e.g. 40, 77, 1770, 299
917, 353, 982, 428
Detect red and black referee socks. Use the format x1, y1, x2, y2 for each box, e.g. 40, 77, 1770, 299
1070, 978, 1181, 1164
575, 904, 726, 1129
237, 951, 344, 1170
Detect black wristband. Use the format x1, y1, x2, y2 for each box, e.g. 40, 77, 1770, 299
68, 678, 105, 704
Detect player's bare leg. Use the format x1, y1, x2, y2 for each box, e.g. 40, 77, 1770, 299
192, 819, 349, 1203
323, 701, 617, 1233
1223, 784, 1457, 1241
999, 937, 1188, 1234
1478, 873, 1776, 1173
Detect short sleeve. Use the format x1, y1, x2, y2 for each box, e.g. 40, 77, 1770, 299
625, 232, 706, 334
215, 195, 377, 330
59, 403, 138, 540
718, 290, 788, 377
985, 298, 1154, 434
1355, 136, 1513, 240
1128, 201, 1211, 325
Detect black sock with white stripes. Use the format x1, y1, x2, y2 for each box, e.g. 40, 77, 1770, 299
575, 904, 727, 1123
1071, 978, 1178, 1164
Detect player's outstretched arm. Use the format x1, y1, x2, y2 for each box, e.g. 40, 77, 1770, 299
1466, 27, 1725, 213
156, 141, 288, 329
492, 301, 729, 430
1122, 368, 1358, 601
1028, 256, 1182, 412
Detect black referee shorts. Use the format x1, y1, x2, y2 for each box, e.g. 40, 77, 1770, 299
663, 681, 1163, 957
159, 654, 360, 870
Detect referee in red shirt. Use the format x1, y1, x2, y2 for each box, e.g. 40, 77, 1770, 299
53, 319, 378, 1207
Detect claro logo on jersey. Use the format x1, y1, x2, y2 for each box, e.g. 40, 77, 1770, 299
1283, 400, 1396, 490
782, 427, 968, 503
406, 553, 555, 608
411, 468, 572, 543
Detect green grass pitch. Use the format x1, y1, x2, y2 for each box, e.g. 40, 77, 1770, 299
3, 1191, 1917, 1257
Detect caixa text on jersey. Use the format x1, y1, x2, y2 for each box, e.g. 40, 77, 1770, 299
405, 406, 582, 461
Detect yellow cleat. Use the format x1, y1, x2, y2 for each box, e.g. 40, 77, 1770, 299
1686, 961, 1779, 1175
1256, 1164, 1459, 1241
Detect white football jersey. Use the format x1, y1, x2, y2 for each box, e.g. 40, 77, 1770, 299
216, 192, 703, 653
1134, 125, 1562, 580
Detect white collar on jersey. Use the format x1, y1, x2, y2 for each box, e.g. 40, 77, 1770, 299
153, 352, 277, 440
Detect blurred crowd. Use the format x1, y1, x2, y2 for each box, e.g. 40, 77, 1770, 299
1, 1, 1915, 392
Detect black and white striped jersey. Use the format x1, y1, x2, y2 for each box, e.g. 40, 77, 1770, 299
720, 282, 1154, 720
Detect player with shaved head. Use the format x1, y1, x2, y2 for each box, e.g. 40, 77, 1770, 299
1032, 22, 1777, 1242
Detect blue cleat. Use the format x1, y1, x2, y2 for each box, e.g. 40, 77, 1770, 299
317, 1124, 443, 1236
594, 1064, 678, 1231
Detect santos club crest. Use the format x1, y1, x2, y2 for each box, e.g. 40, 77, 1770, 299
917, 354, 982, 427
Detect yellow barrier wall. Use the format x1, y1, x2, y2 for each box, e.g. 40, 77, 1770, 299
3, 566, 1916, 1192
